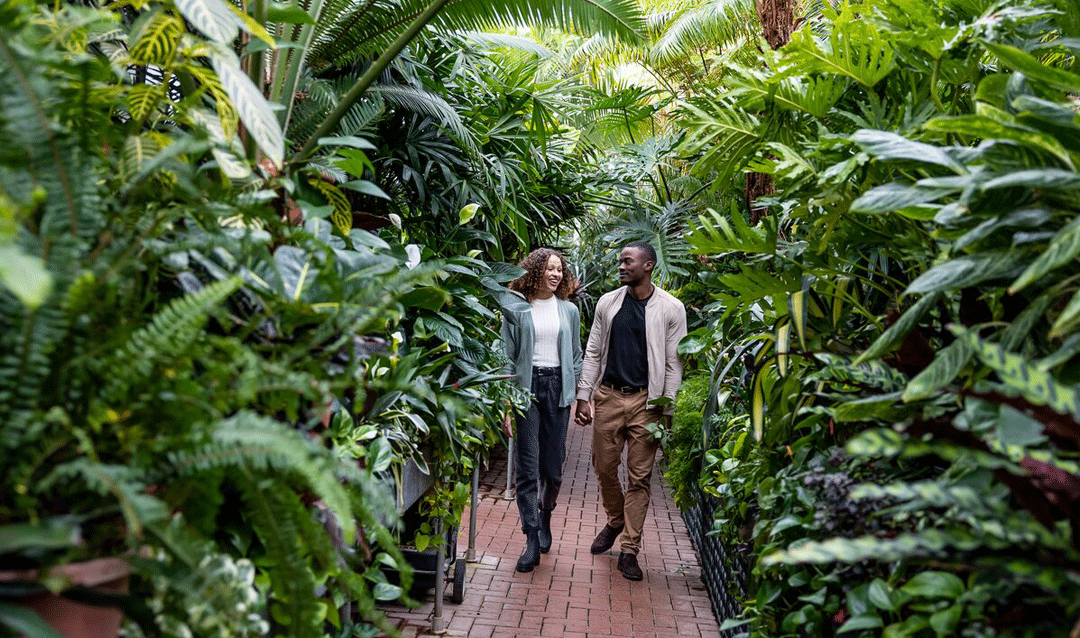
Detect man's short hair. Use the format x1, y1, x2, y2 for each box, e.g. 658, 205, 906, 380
625, 240, 657, 265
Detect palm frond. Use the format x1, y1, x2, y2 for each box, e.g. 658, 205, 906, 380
456, 30, 557, 57
368, 83, 475, 149
307, 0, 646, 69
649, 0, 759, 64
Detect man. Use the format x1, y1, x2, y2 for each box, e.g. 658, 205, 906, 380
574, 240, 687, 581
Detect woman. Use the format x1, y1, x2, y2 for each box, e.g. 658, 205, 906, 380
499, 248, 582, 572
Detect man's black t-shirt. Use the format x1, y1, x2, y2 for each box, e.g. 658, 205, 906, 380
602, 292, 650, 389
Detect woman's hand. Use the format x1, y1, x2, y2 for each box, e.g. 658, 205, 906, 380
501, 411, 513, 438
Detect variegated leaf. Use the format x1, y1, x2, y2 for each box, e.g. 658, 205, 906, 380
952, 325, 1080, 420
184, 62, 239, 137
210, 53, 284, 167
130, 13, 183, 65
190, 109, 250, 180
127, 83, 165, 122
173, 0, 238, 44
309, 178, 352, 236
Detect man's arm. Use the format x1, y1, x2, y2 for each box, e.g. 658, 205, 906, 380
575, 299, 606, 425
662, 301, 688, 416
576, 303, 604, 403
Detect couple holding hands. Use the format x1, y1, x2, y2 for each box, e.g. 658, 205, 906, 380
498, 241, 687, 581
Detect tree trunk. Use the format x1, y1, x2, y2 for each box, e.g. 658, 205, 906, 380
745, 0, 796, 222
755, 0, 796, 50
745, 172, 774, 225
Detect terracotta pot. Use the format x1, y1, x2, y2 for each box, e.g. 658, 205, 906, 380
0, 557, 131, 638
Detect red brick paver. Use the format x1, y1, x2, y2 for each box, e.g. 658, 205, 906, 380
379, 421, 720, 638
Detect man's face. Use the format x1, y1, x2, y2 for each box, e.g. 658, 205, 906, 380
617, 247, 652, 286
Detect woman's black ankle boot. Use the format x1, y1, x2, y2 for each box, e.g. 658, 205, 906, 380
516, 531, 541, 572
538, 510, 553, 554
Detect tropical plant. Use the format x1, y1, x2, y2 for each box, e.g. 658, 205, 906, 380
663, 0, 1080, 635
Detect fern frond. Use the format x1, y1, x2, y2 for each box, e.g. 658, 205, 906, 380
104, 277, 240, 401
238, 475, 322, 635
170, 411, 354, 542
38, 460, 170, 536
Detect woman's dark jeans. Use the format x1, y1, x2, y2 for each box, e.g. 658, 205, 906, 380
515, 366, 569, 533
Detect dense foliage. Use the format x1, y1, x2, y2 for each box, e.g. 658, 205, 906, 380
0, 0, 648, 635
664, 0, 1080, 635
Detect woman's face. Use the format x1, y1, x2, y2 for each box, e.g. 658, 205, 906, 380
543, 254, 563, 295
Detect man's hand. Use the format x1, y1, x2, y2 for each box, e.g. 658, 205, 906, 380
574, 399, 593, 426
501, 411, 513, 438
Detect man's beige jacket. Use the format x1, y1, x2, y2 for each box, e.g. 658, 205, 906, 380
576, 285, 687, 415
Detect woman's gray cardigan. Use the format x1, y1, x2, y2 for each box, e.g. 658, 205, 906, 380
498, 291, 582, 408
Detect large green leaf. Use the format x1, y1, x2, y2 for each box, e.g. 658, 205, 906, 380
0, 244, 52, 309
983, 41, 1080, 93
210, 52, 284, 167
850, 183, 953, 214
981, 169, 1080, 191
905, 251, 1025, 295
926, 115, 1075, 170
855, 292, 942, 364
851, 130, 965, 173
1009, 216, 1080, 293
899, 571, 964, 599
902, 337, 973, 402
780, 18, 894, 87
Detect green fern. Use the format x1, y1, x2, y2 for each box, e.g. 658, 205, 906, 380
169, 411, 355, 542
37, 460, 170, 537
103, 277, 241, 401
238, 475, 322, 638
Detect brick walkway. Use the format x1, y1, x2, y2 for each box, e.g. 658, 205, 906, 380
379, 421, 720, 638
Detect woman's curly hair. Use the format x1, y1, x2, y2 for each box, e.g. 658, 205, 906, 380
508, 248, 579, 302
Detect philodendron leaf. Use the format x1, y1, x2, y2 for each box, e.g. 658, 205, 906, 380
951, 324, 1080, 420
926, 115, 1075, 170
850, 182, 953, 213
899, 571, 964, 599
210, 52, 284, 167
905, 251, 1025, 295
983, 41, 1080, 93
982, 169, 1080, 191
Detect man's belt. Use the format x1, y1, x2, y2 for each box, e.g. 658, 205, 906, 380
600, 381, 647, 394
